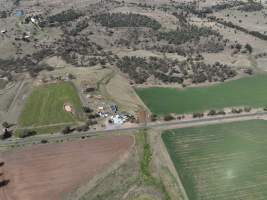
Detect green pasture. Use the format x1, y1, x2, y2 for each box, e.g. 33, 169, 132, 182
136, 75, 267, 115
18, 81, 83, 129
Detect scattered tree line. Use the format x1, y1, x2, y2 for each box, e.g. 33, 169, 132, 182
0, 48, 54, 78
56, 35, 114, 67
208, 16, 267, 41
117, 56, 237, 84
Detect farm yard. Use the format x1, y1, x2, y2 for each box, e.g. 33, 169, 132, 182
162, 120, 267, 200
136, 74, 267, 115
18, 82, 83, 129
0, 135, 134, 200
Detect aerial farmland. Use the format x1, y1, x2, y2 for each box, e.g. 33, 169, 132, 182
0, 0, 267, 199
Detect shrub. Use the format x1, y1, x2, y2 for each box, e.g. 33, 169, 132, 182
61, 126, 74, 134
41, 139, 48, 144
164, 115, 175, 121
245, 44, 253, 53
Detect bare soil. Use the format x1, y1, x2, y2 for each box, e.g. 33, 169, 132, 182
0, 135, 134, 200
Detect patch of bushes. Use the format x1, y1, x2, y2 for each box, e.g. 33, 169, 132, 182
70, 20, 89, 36
0, 11, 7, 18
18, 130, 37, 138
207, 110, 226, 116
61, 126, 74, 135
192, 112, 204, 118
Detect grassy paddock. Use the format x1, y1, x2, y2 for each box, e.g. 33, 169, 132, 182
18, 81, 83, 129
162, 120, 267, 200
136, 75, 267, 115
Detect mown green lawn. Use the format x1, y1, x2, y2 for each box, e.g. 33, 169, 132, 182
162, 120, 267, 200
136, 74, 267, 115
18, 82, 83, 128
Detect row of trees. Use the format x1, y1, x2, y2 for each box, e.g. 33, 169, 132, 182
162, 106, 255, 121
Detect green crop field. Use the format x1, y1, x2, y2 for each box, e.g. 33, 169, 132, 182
18, 82, 83, 128
162, 120, 267, 200
136, 74, 267, 115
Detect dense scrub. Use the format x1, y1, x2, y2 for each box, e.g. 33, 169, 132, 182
94, 13, 161, 30
205, 1, 244, 12
40, 9, 83, 27
237, 1, 263, 12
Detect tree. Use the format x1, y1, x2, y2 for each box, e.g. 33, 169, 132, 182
245, 44, 253, 53
151, 114, 158, 122
83, 106, 93, 113
2, 122, 9, 129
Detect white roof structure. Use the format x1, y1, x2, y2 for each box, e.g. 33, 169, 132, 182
111, 114, 128, 125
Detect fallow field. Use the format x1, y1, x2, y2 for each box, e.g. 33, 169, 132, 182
18, 82, 83, 130
0, 135, 134, 200
136, 74, 267, 115
162, 120, 267, 200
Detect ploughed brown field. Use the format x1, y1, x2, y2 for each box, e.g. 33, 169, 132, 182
0, 135, 134, 200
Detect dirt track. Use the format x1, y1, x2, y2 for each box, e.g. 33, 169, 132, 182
0, 135, 134, 200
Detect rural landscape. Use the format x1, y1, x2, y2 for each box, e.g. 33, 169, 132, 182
0, 0, 267, 199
